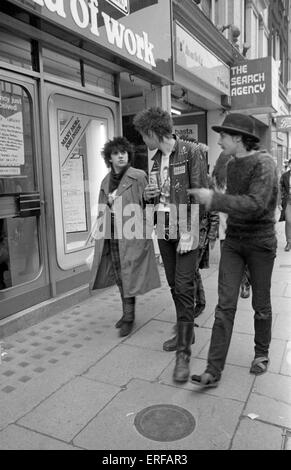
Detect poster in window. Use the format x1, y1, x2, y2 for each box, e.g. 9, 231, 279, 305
0, 91, 24, 167
61, 155, 87, 233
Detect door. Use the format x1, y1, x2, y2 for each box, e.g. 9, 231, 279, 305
0, 73, 49, 319
46, 85, 118, 285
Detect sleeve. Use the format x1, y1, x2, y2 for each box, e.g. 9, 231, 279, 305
188, 144, 209, 190
211, 156, 277, 218
137, 171, 149, 207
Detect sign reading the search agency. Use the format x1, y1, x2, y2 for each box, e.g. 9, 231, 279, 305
230, 57, 279, 113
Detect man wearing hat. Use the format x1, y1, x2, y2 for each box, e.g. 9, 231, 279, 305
187, 113, 278, 388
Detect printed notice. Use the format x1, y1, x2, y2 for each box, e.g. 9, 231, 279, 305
61, 155, 87, 233
59, 113, 90, 167
0, 92, 24, 167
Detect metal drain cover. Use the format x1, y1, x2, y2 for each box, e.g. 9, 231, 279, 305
134, 404, 196, 442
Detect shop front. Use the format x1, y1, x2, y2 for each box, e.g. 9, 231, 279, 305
171, 1, 233, 170
0, 0, 173, 321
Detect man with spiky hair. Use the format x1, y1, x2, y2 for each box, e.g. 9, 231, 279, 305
133, 107, 208, 383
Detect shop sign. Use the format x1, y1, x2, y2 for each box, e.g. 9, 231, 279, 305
175, 23, 230, 96
106, 0, 129, 15
230, 57, 279, 113
6, 0, 173, 81
173, 124, 198, 140
0, 91, 24, 167
276, 115, 291, 132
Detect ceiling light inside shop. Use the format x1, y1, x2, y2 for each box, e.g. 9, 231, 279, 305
171, 108, 182, 116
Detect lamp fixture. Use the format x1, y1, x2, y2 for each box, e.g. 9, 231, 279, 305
171, 108, 182, 116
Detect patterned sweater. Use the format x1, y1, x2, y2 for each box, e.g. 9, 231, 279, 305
210, 151, 278, 240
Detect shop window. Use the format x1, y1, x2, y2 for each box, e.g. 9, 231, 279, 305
0, 31, 33, 70
84, 63, 116, 96
48, 92, 115, 270
43, 48, 82, 85
0, 80, 40, 289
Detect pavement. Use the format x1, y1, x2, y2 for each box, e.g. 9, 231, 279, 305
0, 221, 290, 451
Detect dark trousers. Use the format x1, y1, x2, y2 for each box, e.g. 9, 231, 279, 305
158, 239, 198, 322
206, 236, 277, 379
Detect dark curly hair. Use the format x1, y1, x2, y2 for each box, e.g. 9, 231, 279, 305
133, 107, 173, 141
102, 136, 134, 168
223, 131, 260, 152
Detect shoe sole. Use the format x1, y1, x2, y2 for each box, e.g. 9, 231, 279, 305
190, 377, 220, 388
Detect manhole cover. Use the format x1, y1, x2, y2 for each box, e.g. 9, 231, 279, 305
134, 404, 196, 442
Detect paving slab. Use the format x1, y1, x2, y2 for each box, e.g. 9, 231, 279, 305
73, 379, 244, 450
18, 376, 120, 442
83, 344, 173, 386
244, 394, 291, 429
160, 358, 254, 402
252, 372, 291, 404
0, 424, 79, 450
271, 296, 291, 315
124, 319, 176, 352
272, 314, 291, 340
280, 341, 291, 376
283, 284, 291, 298
231, 418, 284, 450
198, 332, 286, 374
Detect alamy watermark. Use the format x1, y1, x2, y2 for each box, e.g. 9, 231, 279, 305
88, 199, 200, 243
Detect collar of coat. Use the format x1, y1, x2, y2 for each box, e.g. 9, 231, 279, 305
100, 166, 141, 197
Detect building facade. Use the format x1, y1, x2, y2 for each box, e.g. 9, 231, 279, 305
0, 0, 173, 320
0, 0, 289, 324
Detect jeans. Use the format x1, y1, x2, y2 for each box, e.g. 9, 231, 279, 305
206, 236, 277, 380
158, 239, 198, 322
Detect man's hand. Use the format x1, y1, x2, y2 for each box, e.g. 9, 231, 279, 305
177, 233, 194, 254
143, 183, 161, 201
187, 188, 214, 209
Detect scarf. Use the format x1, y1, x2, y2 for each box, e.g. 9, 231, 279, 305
108, 164, 130, 194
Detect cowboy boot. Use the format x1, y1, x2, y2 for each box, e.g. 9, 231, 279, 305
163, 323, 195, 351
173, 321, 194, 383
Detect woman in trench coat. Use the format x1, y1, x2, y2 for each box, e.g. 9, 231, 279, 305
89, 137, 161, 337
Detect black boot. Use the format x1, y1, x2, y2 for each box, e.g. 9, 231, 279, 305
119, 297, 135, 337
173, 322, 194, 383
115, 316, 124, 328
163, 323, 195, 351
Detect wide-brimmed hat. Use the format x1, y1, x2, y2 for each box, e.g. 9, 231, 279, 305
212, 113, 260, 142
